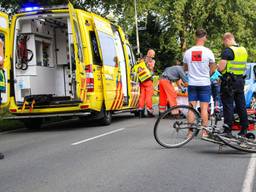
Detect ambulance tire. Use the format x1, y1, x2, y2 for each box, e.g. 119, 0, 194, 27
23, 118, 43, 130
100, 109, 112, 126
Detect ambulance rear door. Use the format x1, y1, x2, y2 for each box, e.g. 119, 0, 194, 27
92, 16, 120, 110
68, 3, 86, 101
0, 12, 10, 108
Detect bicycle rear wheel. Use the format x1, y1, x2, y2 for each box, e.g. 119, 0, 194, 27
217, 134, 256, 153
154, 105, 200, 148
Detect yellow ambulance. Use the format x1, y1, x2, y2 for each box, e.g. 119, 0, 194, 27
0, 3, 141, 127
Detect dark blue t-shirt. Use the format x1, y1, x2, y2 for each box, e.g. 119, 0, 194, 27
221, 47, 234, 60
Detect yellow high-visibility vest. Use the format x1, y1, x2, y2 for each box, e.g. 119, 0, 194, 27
133, 60, 152, 82
0, 69, 5, 91
223, 46, 248, 75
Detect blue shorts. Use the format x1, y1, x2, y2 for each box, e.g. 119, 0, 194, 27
188, 85, 211, 102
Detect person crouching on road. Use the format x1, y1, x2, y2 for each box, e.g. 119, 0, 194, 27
158, 64, 188, 115
138, 49, 155, 118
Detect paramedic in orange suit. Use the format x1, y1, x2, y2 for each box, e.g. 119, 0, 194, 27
158, 65, 188, 115
138, 49, 155, 118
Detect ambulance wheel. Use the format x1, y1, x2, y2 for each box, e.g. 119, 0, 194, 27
100, 110, 112, 126
23, 118, 43, 129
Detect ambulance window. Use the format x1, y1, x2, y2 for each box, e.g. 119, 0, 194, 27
98, 31, 117, 67
89, 31, 101, 65
125, 44, 135, 67
113, 30, 126, 66
74, 22, 84, 62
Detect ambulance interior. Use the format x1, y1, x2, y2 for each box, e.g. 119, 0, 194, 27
13, 13, 79, 106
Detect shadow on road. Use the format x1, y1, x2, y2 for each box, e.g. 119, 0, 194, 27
7, 113, 137, 133
150, 141, 252, 158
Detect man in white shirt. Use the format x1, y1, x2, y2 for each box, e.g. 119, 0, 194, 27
183, 29, 216, 137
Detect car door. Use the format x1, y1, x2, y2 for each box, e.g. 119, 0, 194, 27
68, 3, 86, 101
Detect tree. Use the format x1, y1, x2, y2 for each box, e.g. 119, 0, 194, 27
1, 0, 256, 70
154, 0, 256, 63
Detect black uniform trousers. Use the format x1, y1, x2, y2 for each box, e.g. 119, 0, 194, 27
221, 76, 248, 130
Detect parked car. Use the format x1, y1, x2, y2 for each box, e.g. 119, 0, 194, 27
244, 63, 256, 109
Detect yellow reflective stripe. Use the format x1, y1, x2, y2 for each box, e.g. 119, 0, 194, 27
0, 69, 6, 89
229, 67, 246, 71
230, 61, 246, 65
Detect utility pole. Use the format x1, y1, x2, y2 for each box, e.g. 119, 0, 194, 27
134, 0, 140, 56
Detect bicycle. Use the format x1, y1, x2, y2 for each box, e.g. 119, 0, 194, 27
153, 105, 256, 153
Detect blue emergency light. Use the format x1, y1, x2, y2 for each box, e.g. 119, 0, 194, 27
20, 2, 43, 12
19, 3, 68, 13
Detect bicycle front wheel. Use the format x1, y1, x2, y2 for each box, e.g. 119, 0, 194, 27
154, 105, 201, 148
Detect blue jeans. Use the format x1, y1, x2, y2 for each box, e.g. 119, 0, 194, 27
211, 82, 222, 108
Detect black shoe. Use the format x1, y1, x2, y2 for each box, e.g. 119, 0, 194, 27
147, 110, 155, 117
139, 110, 146, 118
238, 129, 247, 137
0, 153, 4, 160
222, 124, 231, 133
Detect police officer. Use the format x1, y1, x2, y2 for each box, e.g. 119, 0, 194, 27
218, 32, 248, 137
0, 37, 5, 159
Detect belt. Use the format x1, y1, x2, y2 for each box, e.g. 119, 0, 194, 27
234, 75, 245, 79
223, 73, 245, 79
161, 76, 177, 82
161, 75, 169, 80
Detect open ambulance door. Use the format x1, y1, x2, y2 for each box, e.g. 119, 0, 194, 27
92, 16, 120, 111
0, 12, 10, 108
68, 3, 86, 101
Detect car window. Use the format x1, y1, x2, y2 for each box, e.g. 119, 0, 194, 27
125, 44, 135, 67
89, 31, 101, 65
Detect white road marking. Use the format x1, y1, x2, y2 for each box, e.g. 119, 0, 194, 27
240, 154, 256, 192
71, 128, 125, 146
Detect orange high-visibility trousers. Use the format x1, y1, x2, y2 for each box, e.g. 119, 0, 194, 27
159, 79, 177, 112
138, 80, 154, 110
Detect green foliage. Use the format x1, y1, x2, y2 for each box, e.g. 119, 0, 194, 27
1, 0, 256, 72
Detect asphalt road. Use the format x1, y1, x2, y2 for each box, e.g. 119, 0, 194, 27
0, 114, 255, 192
